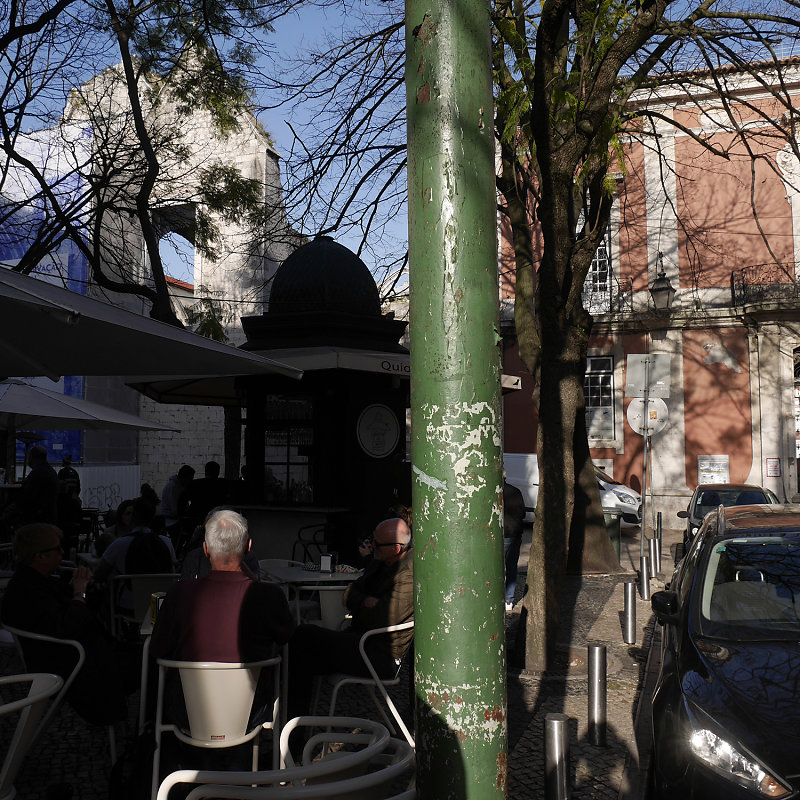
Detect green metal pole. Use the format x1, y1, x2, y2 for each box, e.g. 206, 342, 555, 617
405, 0, 506, 796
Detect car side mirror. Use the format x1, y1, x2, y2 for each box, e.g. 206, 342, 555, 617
676, 510, 688, 519
651, 590, 680, 625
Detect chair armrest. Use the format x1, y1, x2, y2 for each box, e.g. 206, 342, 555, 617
3, 626, 86, 694
357, 620, 414, 679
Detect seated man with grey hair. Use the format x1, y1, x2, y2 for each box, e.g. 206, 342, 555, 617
150, 510, 294, 773
151, 509, 294, 663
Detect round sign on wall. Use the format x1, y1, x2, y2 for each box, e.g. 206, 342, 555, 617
626, 397, 669, 436
357, 404, 400, 458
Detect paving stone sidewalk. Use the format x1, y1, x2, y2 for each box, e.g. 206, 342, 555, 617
505, 525, 678, 800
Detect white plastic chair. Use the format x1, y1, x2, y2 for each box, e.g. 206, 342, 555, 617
185, 738, 414, 799
315, 621, 415, 747
109, 573, 178, 637
3, 625, 117, 762
152, 656, 282, 800
155, 716, 414, 800
0, 672, 64, 800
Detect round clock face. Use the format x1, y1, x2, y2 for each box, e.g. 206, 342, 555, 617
357, 404, 400, 459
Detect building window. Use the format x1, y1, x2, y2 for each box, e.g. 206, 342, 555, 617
264, 394, 314, 504
582, 227, 613, 314
585, 356, 615, 439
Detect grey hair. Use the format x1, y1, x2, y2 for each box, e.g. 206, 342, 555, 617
205, 509, 249, 560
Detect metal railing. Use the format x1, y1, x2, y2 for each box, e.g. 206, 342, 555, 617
731, 263, 800, 306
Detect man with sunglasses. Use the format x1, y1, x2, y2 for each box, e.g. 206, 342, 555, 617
287, 516, 414, 723
1, 523, 140, 726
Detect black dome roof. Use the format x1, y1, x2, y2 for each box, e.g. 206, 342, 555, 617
269, 236, 381, 316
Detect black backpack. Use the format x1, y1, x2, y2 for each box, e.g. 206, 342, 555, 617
125, 529, 172, 574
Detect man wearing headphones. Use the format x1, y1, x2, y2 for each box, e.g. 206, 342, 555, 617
287, 517, 413, 720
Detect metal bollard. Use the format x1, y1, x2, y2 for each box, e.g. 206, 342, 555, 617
623, 580, 637, 644
654, 535, 662, 575
545, 713, 571, 800
640, 554, 651, 601
649, 536, 659, 579
655, 512, 663, 573
588, 644, 607, 746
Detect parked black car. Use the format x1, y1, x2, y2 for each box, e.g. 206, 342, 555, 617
651, 504, 800, 799
677, 483, 779, 551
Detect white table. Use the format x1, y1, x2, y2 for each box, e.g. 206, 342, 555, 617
262, 565, 362, 629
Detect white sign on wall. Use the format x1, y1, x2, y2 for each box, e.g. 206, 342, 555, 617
766, 458, 782, 478
698, 455, 729, 484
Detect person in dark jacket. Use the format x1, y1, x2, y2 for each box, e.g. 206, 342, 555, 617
287, 517, 414, 721
15, 445, 59, 526
503, 474, 526, 611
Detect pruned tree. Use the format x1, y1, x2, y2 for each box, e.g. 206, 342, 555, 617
494, 2, 800, 669
264, 0, 800, 670
1, 0, 296, 324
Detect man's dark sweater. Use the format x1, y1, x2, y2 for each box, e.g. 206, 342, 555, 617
151, 571, 294, 662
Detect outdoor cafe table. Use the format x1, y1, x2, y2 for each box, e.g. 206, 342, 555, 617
262, 564, 363, 627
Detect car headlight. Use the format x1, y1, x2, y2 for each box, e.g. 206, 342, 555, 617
612, 490, 636, 505
689, 729, 789, 797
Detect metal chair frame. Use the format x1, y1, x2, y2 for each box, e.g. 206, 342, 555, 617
0, 672, 64, 800
109, 572, 178, 638
314, 621, 415, 747
155, 716, 415, 800
291, 524, 328, 563
3, 625, 117, 762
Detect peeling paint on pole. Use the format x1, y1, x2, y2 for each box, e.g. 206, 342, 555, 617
405, 0, 506, 794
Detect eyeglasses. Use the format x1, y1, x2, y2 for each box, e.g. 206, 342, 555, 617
371, 540, 405, 549
39, 545, 64, 555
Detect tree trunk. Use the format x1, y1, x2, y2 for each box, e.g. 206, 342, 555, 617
567, 396, 624, 575
518, 297, 581, 670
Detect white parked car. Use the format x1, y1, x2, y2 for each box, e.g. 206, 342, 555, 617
504, 453, 641, 527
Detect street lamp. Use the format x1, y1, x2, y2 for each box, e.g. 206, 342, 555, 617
649, 255, 676, 310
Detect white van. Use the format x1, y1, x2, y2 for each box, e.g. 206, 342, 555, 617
503, 453, 641, 527
503, 452, 539, 522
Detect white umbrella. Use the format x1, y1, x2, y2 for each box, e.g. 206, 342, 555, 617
0, 269, 303, 382
0, 380, 177, 431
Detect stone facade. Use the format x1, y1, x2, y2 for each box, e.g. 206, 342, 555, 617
2, 60, 297, 481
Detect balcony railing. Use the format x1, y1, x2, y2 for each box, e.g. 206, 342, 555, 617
731, 264, 800, 306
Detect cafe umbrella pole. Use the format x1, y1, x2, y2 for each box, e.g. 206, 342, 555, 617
406, 0, 507, 795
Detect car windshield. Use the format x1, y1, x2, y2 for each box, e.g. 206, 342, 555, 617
693, 489, 767, 516
698, 534, 800, 639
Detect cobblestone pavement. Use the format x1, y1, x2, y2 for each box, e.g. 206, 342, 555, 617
504, 525, 678, 800
2, 525, 677, 799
